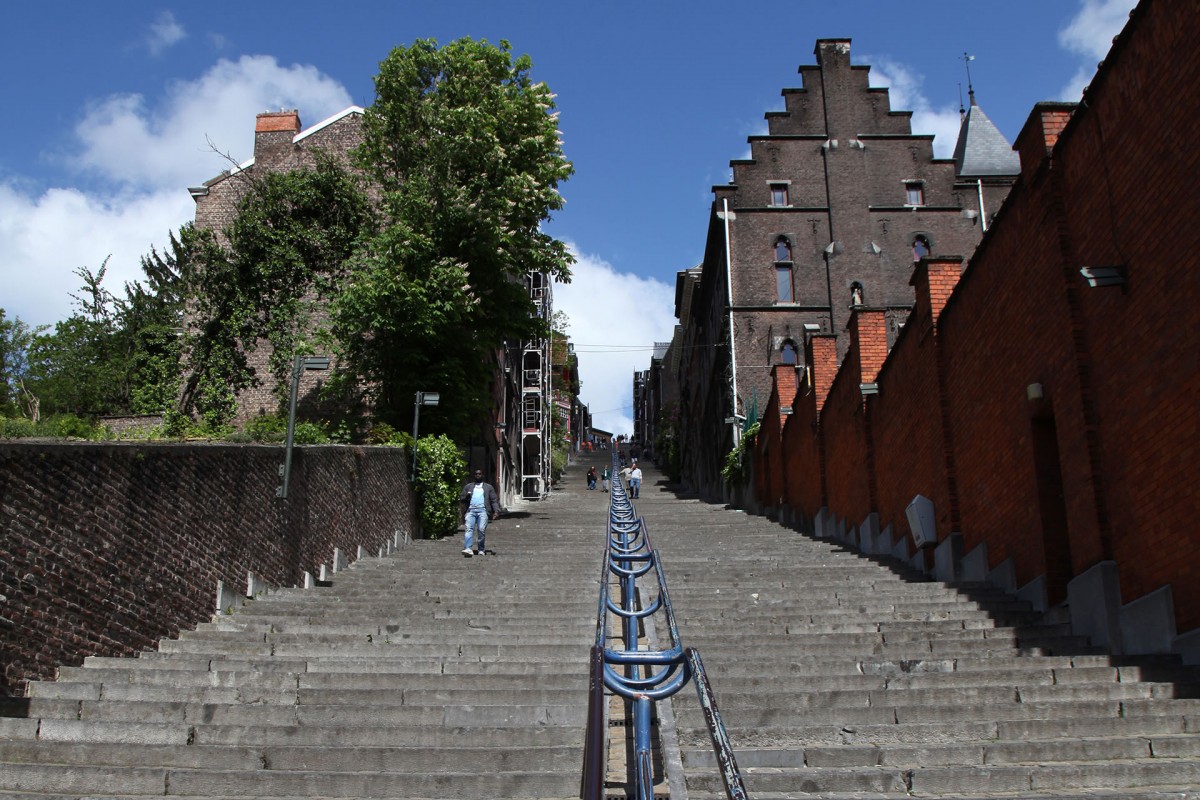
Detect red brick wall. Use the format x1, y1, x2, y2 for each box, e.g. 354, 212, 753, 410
0, 442, 415, 695
818, 321, 874, 527
1053, 0, 1200, 626
871, 264, 956, 549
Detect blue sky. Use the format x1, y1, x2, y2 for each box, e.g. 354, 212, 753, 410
0, 1, 1136, 434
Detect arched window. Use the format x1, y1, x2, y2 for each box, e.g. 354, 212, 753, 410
912, 235, 930, 261
774, 237, 792, 263
780, 339, 798, 365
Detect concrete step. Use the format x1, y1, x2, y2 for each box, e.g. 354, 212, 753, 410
0, 763, 580, 798
52, 667, 587, 692
0, 740, 582, 772
684, 758, 1200, 795
682, 733, 1200, 769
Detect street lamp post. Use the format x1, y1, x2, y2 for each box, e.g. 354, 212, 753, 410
277, 355, 330, 499
411, 391, 440, 481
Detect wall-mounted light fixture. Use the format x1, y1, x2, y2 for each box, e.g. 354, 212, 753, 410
1079, 265, 1127, 288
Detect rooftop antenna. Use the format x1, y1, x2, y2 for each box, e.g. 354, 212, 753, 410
960, 52, 977, 107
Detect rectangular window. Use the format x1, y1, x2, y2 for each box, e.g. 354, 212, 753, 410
905, 181, 924, 206
770, 183, 789, 207
776, 265, 793, 302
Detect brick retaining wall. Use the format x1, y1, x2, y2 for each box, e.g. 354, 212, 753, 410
0, 442, 415, 695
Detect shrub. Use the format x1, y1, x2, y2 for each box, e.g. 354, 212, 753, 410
292, 422, 330, 445
720, 422, 760, 487
412, 434, 465, 539
0, 416, 37, 438
245, 413, 287, 443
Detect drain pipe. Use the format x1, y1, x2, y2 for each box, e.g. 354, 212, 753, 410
722, 198, 741, 448
977, 178, 989, 233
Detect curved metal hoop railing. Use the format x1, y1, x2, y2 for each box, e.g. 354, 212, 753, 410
581, 456, 747, 800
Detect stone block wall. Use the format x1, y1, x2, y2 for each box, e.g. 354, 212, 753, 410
0, 442, 415, 695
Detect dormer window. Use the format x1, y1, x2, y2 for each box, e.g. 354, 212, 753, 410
904, 181, 925, 206
769, 183, 790, 207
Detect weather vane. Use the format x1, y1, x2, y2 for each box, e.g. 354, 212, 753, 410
960, 52, 977, 106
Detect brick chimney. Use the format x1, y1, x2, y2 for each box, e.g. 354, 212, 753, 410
254, 110, 301, 167
805, 334, 839, 414
849, 308, 888, 386
771, 364, 799, 424
910, 256, 964, 325
1015, 102, 1075, 179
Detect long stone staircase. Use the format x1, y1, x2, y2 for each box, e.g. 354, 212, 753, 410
3, 450, 1200, 799
0, 475, 609, 799
633, 462, 1200, 798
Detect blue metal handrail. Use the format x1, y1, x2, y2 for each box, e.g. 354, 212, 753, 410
581, 456, 748, 800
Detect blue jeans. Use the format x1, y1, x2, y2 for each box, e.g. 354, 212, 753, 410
630, 478, 641, 498
465, 508, 488, 551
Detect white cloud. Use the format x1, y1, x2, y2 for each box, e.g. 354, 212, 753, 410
1, 56, 355, 327
0, 184, 193, 327
145, 11, 186, 56
865, 58, 963, 160
554, 245, 677, 437
71, 55, 354, 191
1057, 0, 1138, 99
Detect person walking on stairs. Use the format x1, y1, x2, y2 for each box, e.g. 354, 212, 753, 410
601, 465, 611, 492
630, 462, 642, 499
459, 469, 501, 557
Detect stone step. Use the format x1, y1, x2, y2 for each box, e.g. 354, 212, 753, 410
684, 758, 1200, 795
23, 697, 587, 728
53, 667, 587, 691
26, 681, 590, 707
152, 640, 591, 659
675, 712, 1194, 748
0, 763, 579, 798
0, 740, 582, 772
682, 733, 1200, 769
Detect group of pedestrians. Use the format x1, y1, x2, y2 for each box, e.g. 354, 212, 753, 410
458, 455, 645, 558
585, 466, 614, 492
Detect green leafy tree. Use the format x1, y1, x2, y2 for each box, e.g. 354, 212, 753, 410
0, 310, 43, 417
333, 37, 574, 439
11, 232, 186, 421
182, 158, 373, 426
26, 261, 127, 416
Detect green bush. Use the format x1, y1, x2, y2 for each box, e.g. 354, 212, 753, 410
367, 422, 398, 444
292, 421, 330, 445
244, 413, 287, 442
413, 434, 466, 539
720, 422, 760, 487
0, 416, 37, 438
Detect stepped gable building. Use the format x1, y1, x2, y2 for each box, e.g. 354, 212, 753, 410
674, 39, 1018, 499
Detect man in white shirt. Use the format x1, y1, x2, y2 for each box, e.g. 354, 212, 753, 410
630, 462, 643, 499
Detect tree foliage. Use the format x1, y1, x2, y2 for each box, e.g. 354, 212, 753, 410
182, 157, 373, 426
331, 37, 574, 438
6, 236, 186, 421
